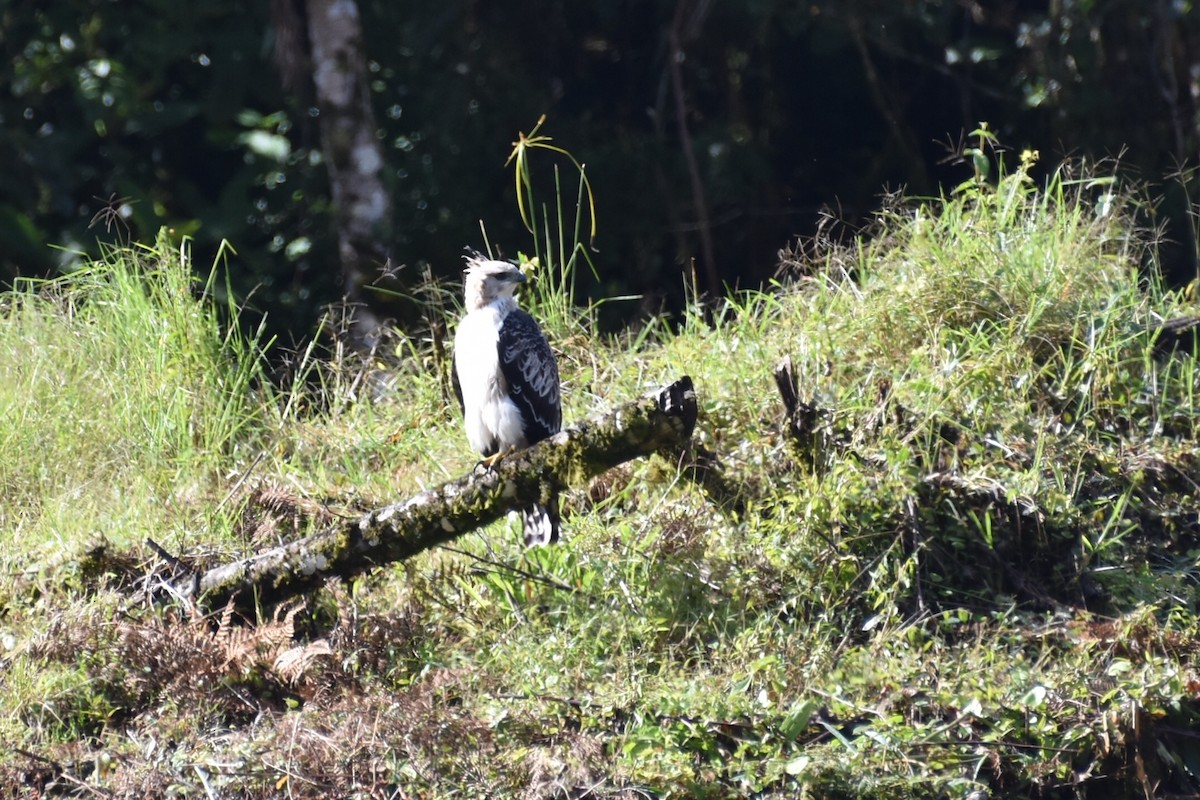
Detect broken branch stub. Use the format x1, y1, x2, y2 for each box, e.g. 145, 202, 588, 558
175, 376, 697, 611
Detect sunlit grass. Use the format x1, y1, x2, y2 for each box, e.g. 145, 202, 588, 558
2, 152, 1200, 796
0, 235, 271, 556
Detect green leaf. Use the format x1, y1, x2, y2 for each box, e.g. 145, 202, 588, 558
784, 755, 810, 776
238, 130, 291, 162
1021, 685, 1047, 707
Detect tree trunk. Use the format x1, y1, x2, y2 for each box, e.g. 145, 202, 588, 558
305, 0, 391, 343
667, 0, 720, 302
169, 377, 698, 611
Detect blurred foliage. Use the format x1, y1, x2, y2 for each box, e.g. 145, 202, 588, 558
0, 0, 336, 335
3, 0, 1200, 340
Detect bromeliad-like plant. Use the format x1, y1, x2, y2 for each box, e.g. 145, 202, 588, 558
492, 115, 600, 330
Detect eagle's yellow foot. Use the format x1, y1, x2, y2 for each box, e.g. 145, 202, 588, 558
474, 449, 511, 472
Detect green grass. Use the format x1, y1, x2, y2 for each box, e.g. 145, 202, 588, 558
2, 157, 1200, 798
0, 234, 270, 559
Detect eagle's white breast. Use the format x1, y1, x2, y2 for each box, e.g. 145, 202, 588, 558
454, 301, 528, 455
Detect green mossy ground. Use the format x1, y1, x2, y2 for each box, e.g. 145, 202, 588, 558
2, 163, 1199, 798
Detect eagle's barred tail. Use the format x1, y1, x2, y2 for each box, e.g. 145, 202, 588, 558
522, 495, 561, 547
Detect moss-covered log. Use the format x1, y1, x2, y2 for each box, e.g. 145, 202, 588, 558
172, 377, 698, 611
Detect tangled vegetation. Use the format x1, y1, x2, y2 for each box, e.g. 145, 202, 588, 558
1, 154, 1199, 798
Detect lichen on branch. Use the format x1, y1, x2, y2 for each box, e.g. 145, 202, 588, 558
173, 377, 698, 611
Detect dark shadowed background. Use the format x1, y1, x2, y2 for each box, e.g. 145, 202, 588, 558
3, 0, 1199, 341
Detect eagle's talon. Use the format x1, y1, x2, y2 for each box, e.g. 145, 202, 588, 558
474, 450, 509, 472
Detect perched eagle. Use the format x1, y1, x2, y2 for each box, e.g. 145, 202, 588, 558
452, 253, 562, 545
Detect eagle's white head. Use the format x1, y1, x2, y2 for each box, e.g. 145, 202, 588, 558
463, 254, 527, 312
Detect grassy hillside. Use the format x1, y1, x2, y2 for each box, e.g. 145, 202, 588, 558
2, 160, 1200, 798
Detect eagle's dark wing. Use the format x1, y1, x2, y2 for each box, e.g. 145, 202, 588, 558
498, 309, 561, 443
450, 352, 464, 415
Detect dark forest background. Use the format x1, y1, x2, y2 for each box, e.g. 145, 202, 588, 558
3, 0, 1200, 341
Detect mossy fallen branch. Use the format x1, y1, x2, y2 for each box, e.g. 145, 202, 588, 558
166, 377, 698, 611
